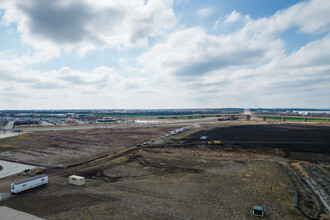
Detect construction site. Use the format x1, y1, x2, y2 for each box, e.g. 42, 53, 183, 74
0, 118, 329, 219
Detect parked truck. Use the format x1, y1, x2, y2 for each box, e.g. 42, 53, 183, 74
11, 174, 48, 194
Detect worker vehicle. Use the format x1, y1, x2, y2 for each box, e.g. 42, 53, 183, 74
19, 169, 31, 176
11, 174, 48, 194
200, 136, 208, 140
34, 168, 46, 175
19, 167, 46, 176
208, 141, 221, 145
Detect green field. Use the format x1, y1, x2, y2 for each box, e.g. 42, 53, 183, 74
267, 117, 329, 122
267, 117, 282, 121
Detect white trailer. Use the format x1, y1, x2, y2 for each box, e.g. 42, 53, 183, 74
11, 174, 48, 194
69, 175, 85, 186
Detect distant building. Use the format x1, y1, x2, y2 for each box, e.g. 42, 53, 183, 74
97, 117, 117, 123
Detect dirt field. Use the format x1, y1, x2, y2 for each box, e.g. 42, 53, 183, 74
0, 122, 329, 219
0, 126, 179, 166
2, 149, 304, 219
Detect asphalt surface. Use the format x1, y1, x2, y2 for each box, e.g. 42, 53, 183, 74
0, 132, 21, 139
0, 160, 36, 179
0, 206, 44, 220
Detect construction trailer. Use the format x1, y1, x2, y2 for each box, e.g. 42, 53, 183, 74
69, 175, 85, 186
11, 174, 48, 194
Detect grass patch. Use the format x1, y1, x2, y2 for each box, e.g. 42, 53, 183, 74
307, 118, 329, 122
286, 118, 304, 122
267, 117, 282, 121
267, 117, 329, 122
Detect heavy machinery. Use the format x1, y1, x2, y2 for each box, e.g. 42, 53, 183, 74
19, 167, 46, 176
34, 168, 45, 175
208, 140, 221, 145
200, 135, 208, 140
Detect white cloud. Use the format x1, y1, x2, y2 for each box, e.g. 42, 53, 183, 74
285, 34, 330, 67
0, 0, 177, 56
241, 0, 330, 37
223, 10, 250, 25
215, 0, 330, 36
137, 0, 330, 107
0, 0, 330, 109
214, 10, 251, 29
197, 7, 214, 18
138, 27, 283, 78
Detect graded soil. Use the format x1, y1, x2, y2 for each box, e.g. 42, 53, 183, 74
0, 122, 329, 219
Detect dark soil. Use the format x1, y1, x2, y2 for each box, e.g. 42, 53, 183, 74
2, 188, 101, 217
184, 124, 330, 160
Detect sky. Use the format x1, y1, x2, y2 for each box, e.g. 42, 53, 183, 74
0, 0, 329, 109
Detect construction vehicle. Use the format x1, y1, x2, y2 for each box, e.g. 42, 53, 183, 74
18, 167, 46, 176
208, 140, 221, 145
34, 168, 46, 175
19, 169, 31, 176
200, 135, 208, 140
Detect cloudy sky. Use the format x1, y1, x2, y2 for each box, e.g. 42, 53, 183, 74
0, 0, 329, 109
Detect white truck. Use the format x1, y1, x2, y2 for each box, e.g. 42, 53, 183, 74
11, 174, 48, 194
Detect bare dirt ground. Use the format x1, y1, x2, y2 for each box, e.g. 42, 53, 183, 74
0, 126, 180, 166
0, 122, 329, 219
2, 150, 303, 220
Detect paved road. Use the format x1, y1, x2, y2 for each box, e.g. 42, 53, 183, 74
0, 132, 21, 139
0, 207, 44, 220
4, 121, 14, 130
0, 160, 36, 179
